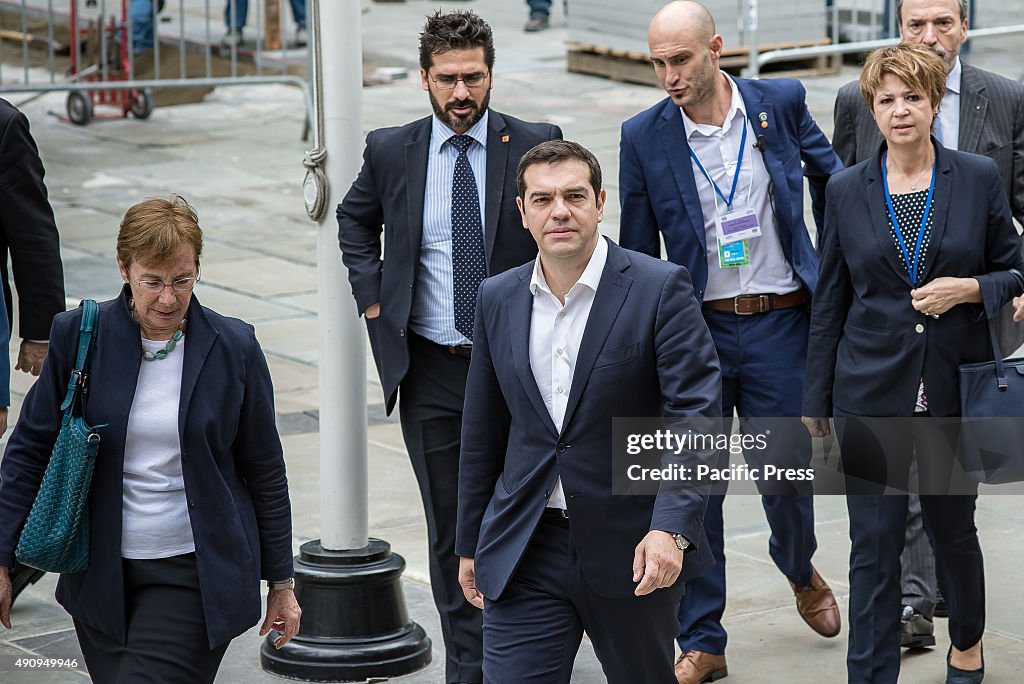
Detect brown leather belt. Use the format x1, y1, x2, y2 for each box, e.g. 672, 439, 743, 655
703, 290, 808, 315
410, 332, 472, 359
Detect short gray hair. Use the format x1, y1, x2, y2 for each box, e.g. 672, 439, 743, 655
896, 0, 967, 26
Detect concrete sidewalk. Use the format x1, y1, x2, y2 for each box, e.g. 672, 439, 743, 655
1, 0, 1024, 682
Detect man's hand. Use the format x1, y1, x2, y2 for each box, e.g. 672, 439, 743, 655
1013, 295, 1024, 322
364, 303, 381, 320
0, 566, 12, 629
632, 531, 683, 597
458, 557, 484, 609
802, 416, 831, 438
16, 340, 47, 376
259, 586, 302, 649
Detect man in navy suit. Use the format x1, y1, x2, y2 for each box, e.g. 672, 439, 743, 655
456, 140, 721, 683
337, 11, 560, 684
618, 3, 845, 681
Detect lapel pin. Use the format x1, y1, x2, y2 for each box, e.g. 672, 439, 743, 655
501, 135, 510, 143
758, 111, 769, 128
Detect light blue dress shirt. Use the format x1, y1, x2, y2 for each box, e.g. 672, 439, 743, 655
409, 111, 489, 346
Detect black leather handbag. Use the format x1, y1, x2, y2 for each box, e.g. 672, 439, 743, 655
958, 317, 1024, 484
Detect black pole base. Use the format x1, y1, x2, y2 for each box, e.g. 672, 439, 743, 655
260, 538, 432, 682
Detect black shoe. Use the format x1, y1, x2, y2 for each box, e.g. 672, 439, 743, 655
946, 644, 984, 684
9, 561, 45, 605
934, 598, 949, 618
900, 605, 936, 649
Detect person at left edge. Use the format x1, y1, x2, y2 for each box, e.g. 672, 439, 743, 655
336, 11, 561, 684
456, 140, 720, 683
0, 96, 68, 605
0, 99, 65, 378
618, 3, 844, 681
0, 196, 300, 683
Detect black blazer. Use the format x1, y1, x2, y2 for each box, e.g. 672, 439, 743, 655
833, 63, 1024, 225
456, 239, 720, 600
337, 110, 562, 413
0, 98, 66, 340
803, 143, 1024, 418
0, 288, 293, 648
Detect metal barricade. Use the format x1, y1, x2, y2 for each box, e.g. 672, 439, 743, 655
0, 0, 311, 126
745, 0, 1024, 77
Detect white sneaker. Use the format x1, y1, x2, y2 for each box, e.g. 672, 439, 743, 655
294, 26, 307, 47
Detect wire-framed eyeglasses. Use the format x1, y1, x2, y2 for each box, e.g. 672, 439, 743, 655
428, 71, 490, 90
135, 275, 198, 294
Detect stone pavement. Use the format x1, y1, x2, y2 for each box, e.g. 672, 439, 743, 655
1, 0, 1023, 682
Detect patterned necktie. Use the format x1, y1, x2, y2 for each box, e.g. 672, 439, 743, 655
447, 135, 487, 341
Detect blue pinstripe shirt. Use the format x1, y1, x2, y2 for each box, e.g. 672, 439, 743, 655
409, 111, 489, 346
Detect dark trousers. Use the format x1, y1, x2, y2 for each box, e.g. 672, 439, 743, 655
74, 553, 228, 684
482, 514, 683, 684
399, 333, 482, 683
901, 485, 940, 618
838, 416, 985, 684
677, 308, 816, 654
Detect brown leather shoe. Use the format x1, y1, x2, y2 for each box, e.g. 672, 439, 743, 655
675, 650, 728, 683
790, 565, 841, 638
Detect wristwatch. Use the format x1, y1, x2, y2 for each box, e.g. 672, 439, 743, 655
671, 534, 691, 552
268, 578, 295, 591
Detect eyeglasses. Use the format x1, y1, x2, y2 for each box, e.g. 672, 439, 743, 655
429, 71, 489, 90
134, 275, 198, 293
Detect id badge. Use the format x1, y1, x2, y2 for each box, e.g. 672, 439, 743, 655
715, 208, 761, 244
718, 238, 750, 268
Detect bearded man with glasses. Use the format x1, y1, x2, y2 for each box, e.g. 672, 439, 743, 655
337, 10, 561, 684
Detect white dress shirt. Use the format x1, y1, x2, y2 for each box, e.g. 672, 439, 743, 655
529, 236, 609, 509
681, 73, 800, 301
935, 57, 962, 151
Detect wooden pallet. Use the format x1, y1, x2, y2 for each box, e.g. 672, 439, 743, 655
566, 38, 839, 87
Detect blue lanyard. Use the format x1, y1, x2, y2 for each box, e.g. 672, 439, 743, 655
881, 151, 936, 285
689, 123, 747, 211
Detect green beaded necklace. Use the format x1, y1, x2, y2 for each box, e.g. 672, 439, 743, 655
129, 297, 187, 361
143, 328, 184, 361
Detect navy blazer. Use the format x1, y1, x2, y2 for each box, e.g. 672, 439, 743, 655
803, 143, 1024, 418
0, 288, 293, 647
619, 78, 843, 299
0, 98, 65, 340
337, 110, 562, 413
455, 239, 721, 600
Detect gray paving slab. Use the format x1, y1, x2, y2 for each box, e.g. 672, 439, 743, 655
1, 0, 1024, 682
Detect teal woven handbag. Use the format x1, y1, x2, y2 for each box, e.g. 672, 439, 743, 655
16, 300, 102, 573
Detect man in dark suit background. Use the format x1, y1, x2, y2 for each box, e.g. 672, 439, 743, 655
456, 140, 720, 683
0, 96, 67, 606
832, 0, 1024, 650
0, 99, 66, 374
618, 3, 844, 681
336, 11, 560, 684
